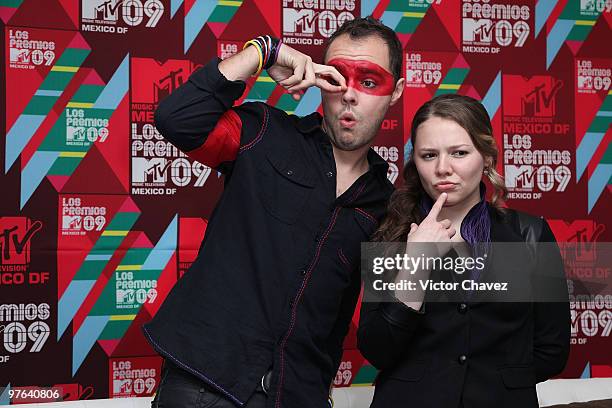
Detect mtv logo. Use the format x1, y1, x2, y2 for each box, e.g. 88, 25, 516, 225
117, 289, 135, 304
62, 216, 82, 231
10, 48, 30, 63
82, 0, 120, 21
406, 70, 423, 83
463, 19, 493, 43
581, 0, 596, 11
132, 158, 169, 183
503, 75, 563, 117
505, 165, 535, 189
155, 68, 186, 103
113, 379, 132, 394
578, 76, 593, 90
549, 220, 605, 264
0, 217, 42, 265
283, 9, 317, 34
67, 126, 86, 142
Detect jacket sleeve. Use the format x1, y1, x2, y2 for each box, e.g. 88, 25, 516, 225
154, 57, 266, 173
357, 296, 425, 371
533, 219, 571, 382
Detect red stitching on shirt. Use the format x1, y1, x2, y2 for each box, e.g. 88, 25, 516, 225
337, 248, 351, 270
355, 208, 378, 227
239, 104, 269, 154
275, 206, 341, 408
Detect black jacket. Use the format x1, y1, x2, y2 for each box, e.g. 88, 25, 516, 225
142, 58, 394, 407
358, 207, 571, 408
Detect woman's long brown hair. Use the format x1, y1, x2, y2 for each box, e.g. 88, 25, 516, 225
372, 94, 507, 242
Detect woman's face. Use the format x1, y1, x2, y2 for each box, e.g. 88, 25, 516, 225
413, 116, 489, 208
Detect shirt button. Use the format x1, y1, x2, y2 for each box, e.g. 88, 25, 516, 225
300, 269, 306, 276
458, 303, 468, 314
286, 170, 293, 176
326, 171, 333, 178
458, 355, 467, 365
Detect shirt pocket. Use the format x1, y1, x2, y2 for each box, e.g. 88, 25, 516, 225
253, 147, 314, 225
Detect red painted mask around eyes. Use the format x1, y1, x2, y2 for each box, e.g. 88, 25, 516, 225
327, 58, 395, 96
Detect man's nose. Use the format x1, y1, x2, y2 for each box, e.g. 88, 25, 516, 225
341, 85, 358, 105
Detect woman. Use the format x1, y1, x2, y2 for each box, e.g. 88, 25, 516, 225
357, 94, 570, 408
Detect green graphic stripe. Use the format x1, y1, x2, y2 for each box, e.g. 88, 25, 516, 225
55, 48, 90, 67
0, 0, 24, 8
395, 16, 422, 34
275, 94, 299, 113
72, 85, 105, 103
567, 24, 593, 42
23, 95, 57, 114
208, 3, 241, 23
48, 156, 81, 176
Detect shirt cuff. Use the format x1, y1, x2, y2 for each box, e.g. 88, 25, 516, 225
381, 301, 425, 329
188, 57, 246, 109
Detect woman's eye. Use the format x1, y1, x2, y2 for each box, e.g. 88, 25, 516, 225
452, 150, 468, 157
362, 80, 376, 88
421, 153, 436, 160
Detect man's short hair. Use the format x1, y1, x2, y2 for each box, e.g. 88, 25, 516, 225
324, 16, 403, 82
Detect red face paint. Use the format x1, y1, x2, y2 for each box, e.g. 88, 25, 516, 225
327, 58, 395, 96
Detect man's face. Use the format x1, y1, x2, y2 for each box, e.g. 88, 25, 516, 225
321, 34, 404, 151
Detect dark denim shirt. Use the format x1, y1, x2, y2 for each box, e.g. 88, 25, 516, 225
142, 58, 394, 407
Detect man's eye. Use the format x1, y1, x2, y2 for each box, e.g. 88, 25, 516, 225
362, 80, 376, 88
327, 77, 340, 86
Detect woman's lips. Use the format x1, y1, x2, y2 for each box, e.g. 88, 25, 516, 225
434, 183, 457, 191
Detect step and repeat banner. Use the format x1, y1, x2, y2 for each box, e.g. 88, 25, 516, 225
0, 0, 610, 404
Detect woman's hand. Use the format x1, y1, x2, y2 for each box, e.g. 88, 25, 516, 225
407, 192, 456, 256
267, 44, 347, 100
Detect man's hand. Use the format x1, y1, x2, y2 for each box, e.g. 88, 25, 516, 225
268, 44, 347, 100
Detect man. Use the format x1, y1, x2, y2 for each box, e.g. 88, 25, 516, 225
143, 16, 405, 408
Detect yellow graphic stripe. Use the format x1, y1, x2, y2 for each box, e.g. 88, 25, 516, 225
102, 230, 129, 237
59, 151, 86, 158
51, 66, 79, 72
575, 20, 596, 26
256, 76, 275, 83
116, 265, 142, 271
109, 315, 137, 321
66, 102, 94, 108
438, 84, 461, 90
403, 12, 426, 18
218, 0, 242, 5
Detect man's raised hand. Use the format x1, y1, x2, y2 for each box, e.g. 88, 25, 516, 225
267, 45, 346, 100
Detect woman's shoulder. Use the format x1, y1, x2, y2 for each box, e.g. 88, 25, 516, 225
488, 205, 550, 241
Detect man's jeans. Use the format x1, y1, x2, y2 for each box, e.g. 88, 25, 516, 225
151, 360, 267, 408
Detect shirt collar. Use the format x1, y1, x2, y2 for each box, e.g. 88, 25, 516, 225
295, 112, 390, 182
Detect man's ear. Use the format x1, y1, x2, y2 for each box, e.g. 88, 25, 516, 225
390, 78, 405, 106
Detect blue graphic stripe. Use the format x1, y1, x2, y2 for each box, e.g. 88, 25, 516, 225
35, 89, 63, 97
581, 362, 591, 379
547, 19, 575, 69
597, 110, 612, 117
171, 0, 183, 18
85, 253, 113, 261
361, 0, 378, 17
142, 215, 178, 270
20, 151, 59, 209
293, 87, 321, 117
588, 164, 612, 213
481, 71, 501, 118
57, 280, 96, 340
380, 10, 403, 31
576, 132, 604, 180
72, 315, 110, 375
535, 0, 557, 36
184, 0, 217, 53
5, 114, 46, 172
94, 53, 129, 110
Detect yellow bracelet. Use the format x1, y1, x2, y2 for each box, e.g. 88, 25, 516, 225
243, 40, 263, 76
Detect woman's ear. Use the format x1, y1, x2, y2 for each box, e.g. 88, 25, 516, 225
390, 78, 405, 106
